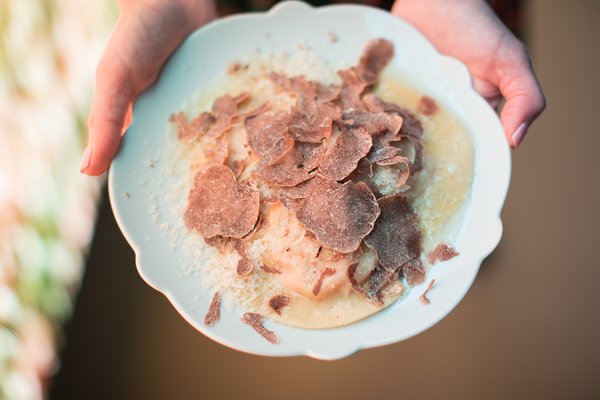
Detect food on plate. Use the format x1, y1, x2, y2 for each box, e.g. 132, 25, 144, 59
165, 38, 473, 332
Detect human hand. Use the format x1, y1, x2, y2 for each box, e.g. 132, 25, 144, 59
80, 0, 217, 175
392, 0, 546, 148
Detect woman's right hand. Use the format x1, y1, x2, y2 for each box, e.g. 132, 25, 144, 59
80, 0, 217, 176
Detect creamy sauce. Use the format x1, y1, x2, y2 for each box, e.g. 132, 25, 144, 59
375, 80, 474, 251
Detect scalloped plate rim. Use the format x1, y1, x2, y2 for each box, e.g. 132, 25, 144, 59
108, 0, 511, 360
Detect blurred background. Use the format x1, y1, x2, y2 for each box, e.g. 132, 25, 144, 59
1, 0, 598, 399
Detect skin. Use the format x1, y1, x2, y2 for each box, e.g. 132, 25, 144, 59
80, 0, 545, 176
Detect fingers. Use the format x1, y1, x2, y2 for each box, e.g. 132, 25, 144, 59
81, 0, 218, 176
496, 46, 546, 148
472, 76, 502, 109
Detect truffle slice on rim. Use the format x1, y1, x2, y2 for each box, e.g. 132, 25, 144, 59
318, 126, 372, 181
364, 194, 423, 272
241, 313, 279, 344
184, 165, 260, 239
292, 174, 380, 253
204, 292, 220, 326
357, 38, 395, 84
419, 279, 435, 305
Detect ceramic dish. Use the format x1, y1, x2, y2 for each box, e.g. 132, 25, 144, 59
108, 1, 510, 359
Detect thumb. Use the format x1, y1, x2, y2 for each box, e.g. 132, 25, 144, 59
81, 44, 135, 176
497, 47, 546, 148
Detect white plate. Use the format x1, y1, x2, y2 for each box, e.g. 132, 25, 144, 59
109, 1, 510, 360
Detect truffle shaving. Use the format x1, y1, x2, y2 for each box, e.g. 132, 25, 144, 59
347, 262, 363, 294
204, 134, 229, 170
261, 265, 282, 274
364, 265, 400, 306
204, 292, 220, 326
369, 147, 400, 164
318, 127, 372, 181
342, 158, 382, 198
230, 159, 246, 178
269, 72, 294, 93
288, 103, 338, 143
240, 102, 270, 118
342, 110, 403, 136
357, 38, 395, 84
427, 243, 459, 265
254, 136, 313, 186
206, 92, 248, 138
268, 295, 291, 315
290, 76, 318, 119
363, 95, 424, 138
203, 235, 233, 253
312, 266, 336, 296
184, 165, 260, 239
338, 67, 362, 86
177, 112, 215, 143
404, 134, 425, 175
295, 140, 327, 170
281, 177, 315, 199
279, 193, 304, 215
364, 194, 423, 271
242, 213, 262, 241
362, 94, 403, 114
385, 283, 403, 297
245, 111, 290, 155
340, 82, 368, 111
293, 174, 380, 253
419, 279, 435, 305
417, 96, 439, 117
398, 109, 424, 139
403, 258, 427, 287
316, 83, 342, 104
241, 313, 279, 344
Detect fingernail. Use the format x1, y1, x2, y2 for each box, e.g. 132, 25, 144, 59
80, 145, 92, 173
511, 122, 527, 148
